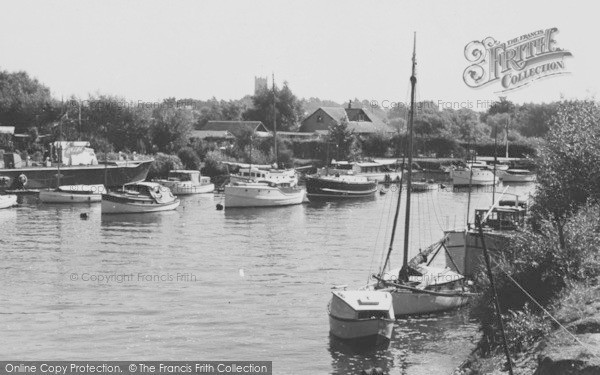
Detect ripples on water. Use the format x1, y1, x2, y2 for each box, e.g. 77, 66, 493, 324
0, 183, 534, 374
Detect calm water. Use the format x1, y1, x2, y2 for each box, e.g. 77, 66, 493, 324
0, 182, 534, 374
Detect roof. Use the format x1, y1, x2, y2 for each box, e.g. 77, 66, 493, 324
319, 107, 348, 122
190, 130, 235, 139
0, 126, 15, 134
303, 107, 395, 134
331, 290, 392, 311
201, 121, 268, 136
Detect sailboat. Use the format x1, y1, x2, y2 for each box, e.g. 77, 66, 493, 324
223, 74, 306, 208
370, 34, 473, 317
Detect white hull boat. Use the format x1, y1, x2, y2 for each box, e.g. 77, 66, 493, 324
328, 290, 394, 343
155, 170, 215, 195
39, 185, 105, 203
0, 194, 17, 209
377, 265, 471, 317
101, 198, 180, 214
498, 169, 535, 182
387, 289, 470, 316
102, 182, 180, 214
224, 182, 305, 208
451, 169, 499, 186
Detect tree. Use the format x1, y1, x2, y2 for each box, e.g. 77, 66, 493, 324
151, 106, 193, 153
533, 100, 600, 247
243, 81, 303, 131
328, 117, 355, 161
177, 147, 201, 170
0, 70, 58, 132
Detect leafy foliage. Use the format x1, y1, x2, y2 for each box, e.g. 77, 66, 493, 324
243, 82, 303, 132
147, 153, 184, 179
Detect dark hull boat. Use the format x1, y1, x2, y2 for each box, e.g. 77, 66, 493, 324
306, 175, 377, 200
0, 160, 152, 192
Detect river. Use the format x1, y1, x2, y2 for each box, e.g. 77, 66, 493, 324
0, 182, 535, 374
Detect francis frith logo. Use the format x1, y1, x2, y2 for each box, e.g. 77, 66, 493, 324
463, 27, 572, 92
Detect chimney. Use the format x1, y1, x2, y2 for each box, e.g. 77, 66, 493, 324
348, 100, 352, 109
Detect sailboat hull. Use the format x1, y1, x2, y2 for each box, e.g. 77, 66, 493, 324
389, 289, 470, 316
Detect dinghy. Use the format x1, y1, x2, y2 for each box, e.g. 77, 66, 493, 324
328, 290, 394, 344
39, 185, 105, 203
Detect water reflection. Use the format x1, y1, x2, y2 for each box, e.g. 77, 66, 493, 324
328, 333, 394, 375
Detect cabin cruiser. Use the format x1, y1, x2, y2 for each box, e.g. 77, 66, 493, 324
224, 181, 305, 208
306, 168, 377, 200
328, 290, 395, 344
155, 170, 214, 195
230, 166, 298, 186
325, 160, 402, 183
101, 182, 180, 214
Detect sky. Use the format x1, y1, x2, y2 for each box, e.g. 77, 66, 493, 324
0, 0, 597, 110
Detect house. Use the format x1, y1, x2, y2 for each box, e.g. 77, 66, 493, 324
299, 102, 395, 135
190, 121, 271, 144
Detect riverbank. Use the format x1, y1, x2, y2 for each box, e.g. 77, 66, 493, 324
456, 284, 600, 374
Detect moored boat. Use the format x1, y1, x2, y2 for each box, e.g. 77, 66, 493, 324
306, 174, 377, 200
226, 163, 299, 187
376, 265, 471, 316
39, 184, 106, 203
224, 181, 305, 208
328, 290, 395, 343
0, 194, 17, 209
101, 182, 180, 214
451, 167, 499, 186
497, 169, 535, 182
325, 161, 402, 183
368, 34, 473, 316
155, 170, 215, 195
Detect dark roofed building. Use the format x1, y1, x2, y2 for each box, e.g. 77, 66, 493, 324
299, 103, 394, 135
200, 121, 270, 137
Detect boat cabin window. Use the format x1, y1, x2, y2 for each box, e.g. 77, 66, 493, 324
168, 172, 190, 181
357, 310, 389, 319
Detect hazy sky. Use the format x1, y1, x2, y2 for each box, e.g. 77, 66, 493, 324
0, 0, 597, 108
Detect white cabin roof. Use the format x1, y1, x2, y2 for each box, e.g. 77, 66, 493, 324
331, 290, 392, 311
169, 170, 200, 175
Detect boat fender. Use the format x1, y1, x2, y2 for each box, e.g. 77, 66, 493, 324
17, 174, 27, 187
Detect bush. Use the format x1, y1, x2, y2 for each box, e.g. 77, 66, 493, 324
177, 147, 201, 170
202, 150, 236, 178
147, 153, 183, 179
504, 304, 552, 354
471, 203, 600, 353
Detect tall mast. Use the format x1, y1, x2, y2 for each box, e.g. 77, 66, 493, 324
492, 122, 498, 205
400, 32, 417, 278
272, 73, 278, 167
505, 116, 509, 159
